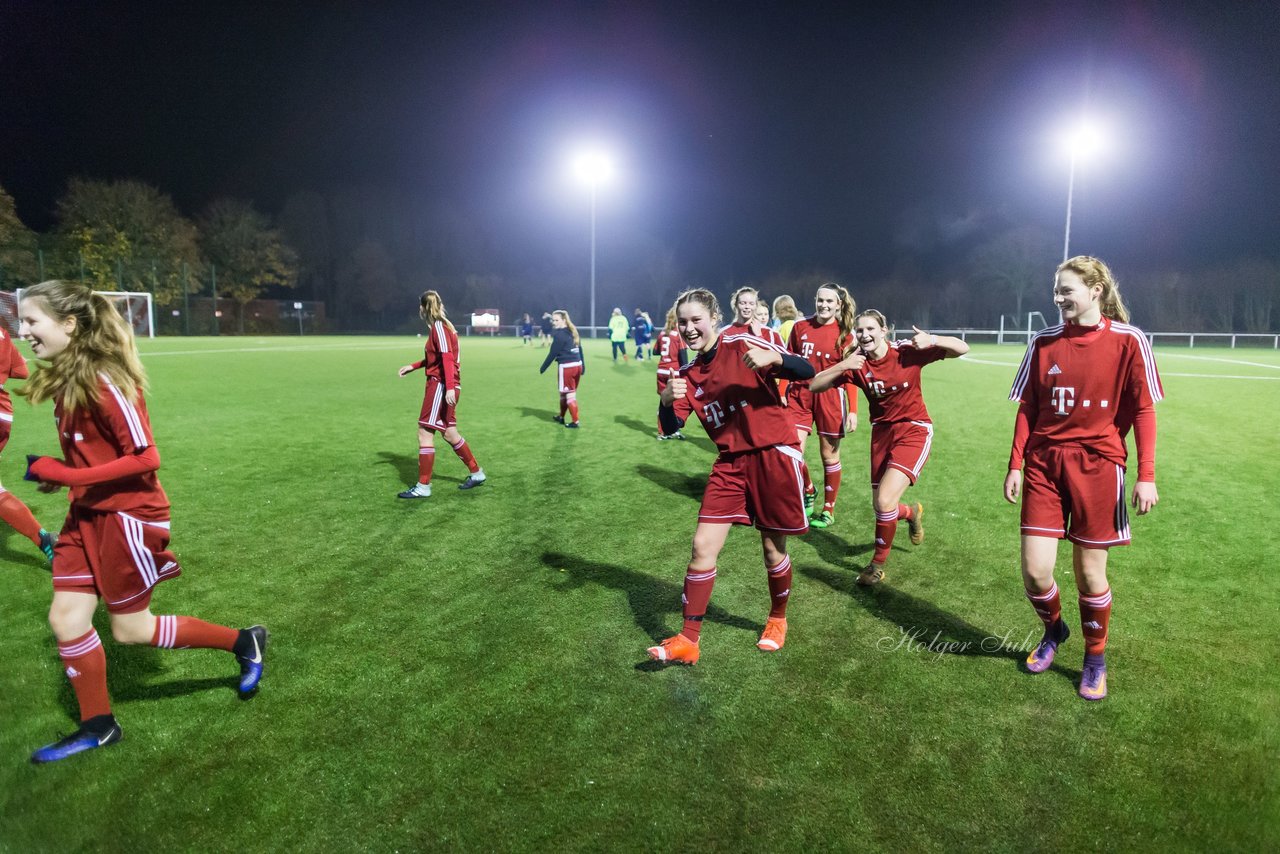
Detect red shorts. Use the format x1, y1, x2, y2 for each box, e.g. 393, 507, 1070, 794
0, 414, 10, 455
790, 385, 849, 437
698, 444, 809, 533
52, 507, 182, 613
418, 379, 458, 431
557, 363, 582, 395
1021, 444, 1130, 547
870, 421, 933, 487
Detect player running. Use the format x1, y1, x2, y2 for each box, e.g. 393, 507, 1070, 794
0, 324, 56, 563
647, 288, 815, 665
539, 309, 585, 428
787, 283, 859, 528
397, 290, 486, 499
1004, 256, 1162, 701
17, 280, 268, 763
811, 310, 968, 585
654, 307, 687, 440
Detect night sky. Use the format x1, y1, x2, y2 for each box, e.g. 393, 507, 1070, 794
3, 0, 1278, 285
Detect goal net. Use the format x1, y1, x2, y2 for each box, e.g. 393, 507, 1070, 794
13, 289, 155, 339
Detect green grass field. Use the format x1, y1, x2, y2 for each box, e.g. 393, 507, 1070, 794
0, 335, 1276, 851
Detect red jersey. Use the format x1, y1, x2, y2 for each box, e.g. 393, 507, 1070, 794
1008, 318, 1163, 471
728, 320, 786, 349
414, 321, 460, 389
656, 330, 686, 379
833, 341, 946, 424
56, 376, 169, 519
788, 317, 853, 399
672, 330, 796, 455
0, 328, 29, 419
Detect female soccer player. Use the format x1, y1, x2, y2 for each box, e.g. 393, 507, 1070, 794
648, 288, 816, 665
17, 280, 267, 763
772, 295, 799, 342
539, 309, 585, 428
727, 287, 786, 347
518, 313, 534, 346
0, 325, 55, 562
608, 308, 630, 362
787, 283, 859, 528
397, 291, 486, 498
754, 302, 770, 328
1003, 257, 1162, 701
812, 310, 969, 585
654, 307, 687, 439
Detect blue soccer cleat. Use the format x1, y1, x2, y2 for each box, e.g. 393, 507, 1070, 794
31, 716, 122, 764
39, 529, 56, 564
236, 626, 269, 698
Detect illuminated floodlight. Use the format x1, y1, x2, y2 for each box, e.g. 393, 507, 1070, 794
1059, 117, 1107, 161
571, 149, 615, 186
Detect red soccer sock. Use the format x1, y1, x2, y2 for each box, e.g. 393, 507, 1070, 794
1025, 581, 1063, 629
0, 489, 43, 544
567, 399, 580, 423
765, 555, 792, 618
1078, 589, 1112, 655
680, 566, 717, 642
58, 629, 112, 721
822, 461, 843, 513
873, 507, 899, 563
417, 447, 435, 485
897, 503, 914, 522
450, 437, 480, 473
151, 615, 238, 651
802, 465, 814, 498
559, 395, 568, 418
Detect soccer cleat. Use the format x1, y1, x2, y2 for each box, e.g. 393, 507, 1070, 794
1025, 622, 1069, 674
656, 431, 685, 441
39, 529, 56, 563
565, 421, 580, 429
1079, 661, 1108, 701
552, 415, 565, 424
646, 633, 700, 665
458, 471, 487, 490
235, 626, 269, 697
31, 715, 122, 764
397, 483, 431, 499
756, 617, 787, 652
803, 489, 817, 515
809, 510, 834, 529
856, 561, 886, 586
907, 502, 925, 545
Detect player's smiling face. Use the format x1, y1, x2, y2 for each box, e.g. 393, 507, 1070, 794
19, 299, 75, 359
678, 301, 719, 353
855, 316, 887, 356
734, 292, 757, 324
814, 288, 839, 323
1054, 270, 1102, 325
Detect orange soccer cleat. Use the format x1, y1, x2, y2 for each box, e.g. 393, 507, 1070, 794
907, 502, 925, 545
756, 617, 788, 652
647, 633, 700, 665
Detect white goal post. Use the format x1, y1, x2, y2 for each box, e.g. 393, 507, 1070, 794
15, 288, 155, 339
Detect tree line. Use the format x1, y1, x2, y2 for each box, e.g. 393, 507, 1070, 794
2, 180, 1275, 334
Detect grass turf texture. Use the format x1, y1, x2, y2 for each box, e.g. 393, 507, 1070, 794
0, 336, 1275, 851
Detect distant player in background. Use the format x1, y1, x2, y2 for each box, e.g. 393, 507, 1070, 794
397, 290, 486, 499
654, 306, 687, 440
608, 307, 630, 362
518, 313, 534, 346
787, 283, 858, 528
539, 312, 553, 347
0, 325, 55, 562
811, 310, 968, 585
540, 309, 585, 428
1004, 256, 1162, 701
648, 288, 815, 665
17, 280, 267, 764
772, 294, 799, 341
727, 287, 786, 347
754, 302, 770, 329
632, 308, 653, 361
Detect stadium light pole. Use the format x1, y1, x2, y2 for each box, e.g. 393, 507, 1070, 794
1061, 119, 1104, 262
572, 150, 615, 338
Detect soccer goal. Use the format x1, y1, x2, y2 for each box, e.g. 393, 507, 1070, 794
997, 311, 1049, 345
14, 288, 155, 338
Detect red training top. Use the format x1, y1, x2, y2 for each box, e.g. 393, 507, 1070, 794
411, 321, 461, 389
831, 340, 946, 424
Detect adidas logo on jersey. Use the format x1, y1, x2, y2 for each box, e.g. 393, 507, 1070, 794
1048, 363, 1062, 375
694, 386, 704, 398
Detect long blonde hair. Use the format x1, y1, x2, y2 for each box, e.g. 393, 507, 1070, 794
772, 294, 798, 322
817, 282, 857, 347
553, 310, 580, 346
662, 306, 678, 334
1057, 256, 1129, 323
18, 280, 147, 412
419, 290, 456, 332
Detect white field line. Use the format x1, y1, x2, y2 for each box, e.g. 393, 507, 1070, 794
957, 355, 1280, 381
137, 342, 414, 357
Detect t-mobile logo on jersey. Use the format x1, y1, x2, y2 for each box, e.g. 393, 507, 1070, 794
800, 342, 815, 359
1050, 386, 1076, 416
867, 379, 887, 398
703, 400, 726, 428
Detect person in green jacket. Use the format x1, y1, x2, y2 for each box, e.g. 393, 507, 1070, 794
608, 307, 630, 362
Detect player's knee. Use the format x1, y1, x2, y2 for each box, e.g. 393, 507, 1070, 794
47, 606, 88, 639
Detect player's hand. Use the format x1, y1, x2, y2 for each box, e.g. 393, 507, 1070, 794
1003, 469, 1022, 504
844, 411, 858, 433
36, 481, 61, 494
398, 365, 414, 377
445, 389, 457, 406
841, 351, 866, 372
1132, 480, 1159, 515
743, 347, 781, 370
662, 377, 687, 405
911, 325, 934, 349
